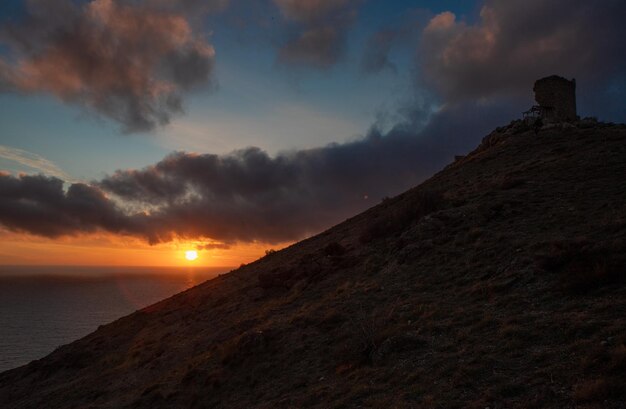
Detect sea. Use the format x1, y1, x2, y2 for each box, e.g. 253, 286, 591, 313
0, 266, 229, 373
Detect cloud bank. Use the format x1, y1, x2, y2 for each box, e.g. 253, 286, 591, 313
0, 99, 514, 244
0, 0, 217, 132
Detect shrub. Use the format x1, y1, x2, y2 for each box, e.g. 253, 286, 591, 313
496, 174, 526, 190
359, 190, 444, 244
537, 240, 626, 294
220, 330, 272, 367
573, 378, 624, 402
340, 303, 409, 366
257, 267, 295, 290
323, 242, 347, 257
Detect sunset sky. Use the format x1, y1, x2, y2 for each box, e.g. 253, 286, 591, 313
1, 0, 625, 267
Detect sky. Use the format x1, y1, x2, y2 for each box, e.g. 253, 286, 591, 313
0, 0, 625, 267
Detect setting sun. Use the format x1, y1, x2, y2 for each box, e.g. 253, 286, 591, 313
185, 250, 198, 261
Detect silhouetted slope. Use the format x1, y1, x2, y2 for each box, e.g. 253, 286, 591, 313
1, 121, 625, 409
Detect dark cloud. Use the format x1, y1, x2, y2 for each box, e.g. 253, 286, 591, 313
419, 0, 626, 107
274, 0, 358, 69
0, 0, 217, 132
198, 242, 231, 251
0, 99, 517, 245
0, 173, 132, 238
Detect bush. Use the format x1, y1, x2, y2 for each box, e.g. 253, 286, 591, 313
496, 174, 526, 190
339, 303, 419, 366
537, 240, 626, 294
359, 190, 444, 244
220, 330, 272, 367
573, 378, 624, 403
323, 242, 347, 257
257, 267, 295, 290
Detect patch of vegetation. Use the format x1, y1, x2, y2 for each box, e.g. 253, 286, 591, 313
322, 242, 347, 257
359, 190, 445, 244
220, 330, 273, 367
573, 378, 625, 403
537, 239, 626, 294
258, 245, 353, 290
338, 302, 426, 367
257, 267, 295, 290
496, 174, 526, 190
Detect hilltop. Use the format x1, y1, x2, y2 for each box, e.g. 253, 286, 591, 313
1, 120, 625, 408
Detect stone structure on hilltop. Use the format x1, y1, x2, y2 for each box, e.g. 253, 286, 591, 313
524, 75, 577, 123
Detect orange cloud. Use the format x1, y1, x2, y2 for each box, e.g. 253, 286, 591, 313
0, 229, 281, 267
1, 0, 216, 132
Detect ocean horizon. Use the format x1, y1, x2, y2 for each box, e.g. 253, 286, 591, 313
0, 265, 231, 373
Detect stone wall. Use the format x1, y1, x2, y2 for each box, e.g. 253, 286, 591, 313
533, 75, 577, 122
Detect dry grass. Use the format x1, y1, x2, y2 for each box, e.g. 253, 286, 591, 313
537, 239, 626, 294
573, 378, 624, 403
1, 124, 626, 409
359, 190, 445, 244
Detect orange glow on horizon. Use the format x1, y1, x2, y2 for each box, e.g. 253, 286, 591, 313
0, 229, 292, 268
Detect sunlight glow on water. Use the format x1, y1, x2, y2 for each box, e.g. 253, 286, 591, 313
0, 266, 227, 373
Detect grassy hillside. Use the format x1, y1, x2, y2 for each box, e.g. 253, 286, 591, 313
1, 121, 625, 408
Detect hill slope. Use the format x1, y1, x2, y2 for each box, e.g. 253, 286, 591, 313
1, 121, 625, 409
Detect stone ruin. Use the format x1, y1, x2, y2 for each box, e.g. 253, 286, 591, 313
524, 75, 578, 123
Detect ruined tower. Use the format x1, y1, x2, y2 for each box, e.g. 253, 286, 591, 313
533, 75, 577, 122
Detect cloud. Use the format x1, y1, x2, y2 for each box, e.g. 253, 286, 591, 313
419, 0, 626, 104
274, 0, 352, 23
273, 0, 358, 69
0, 145, 73, 181
0, 98, 517, 245
0, 0, 217, 132
143, 0, 230, 14
0, 174, 132, 238
361, 29, 399, 75
197, 242, 231, 250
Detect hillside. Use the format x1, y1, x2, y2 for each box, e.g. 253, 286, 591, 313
1, 121, 625, 409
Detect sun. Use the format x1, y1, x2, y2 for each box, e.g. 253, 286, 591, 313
185, 250, 198, 261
